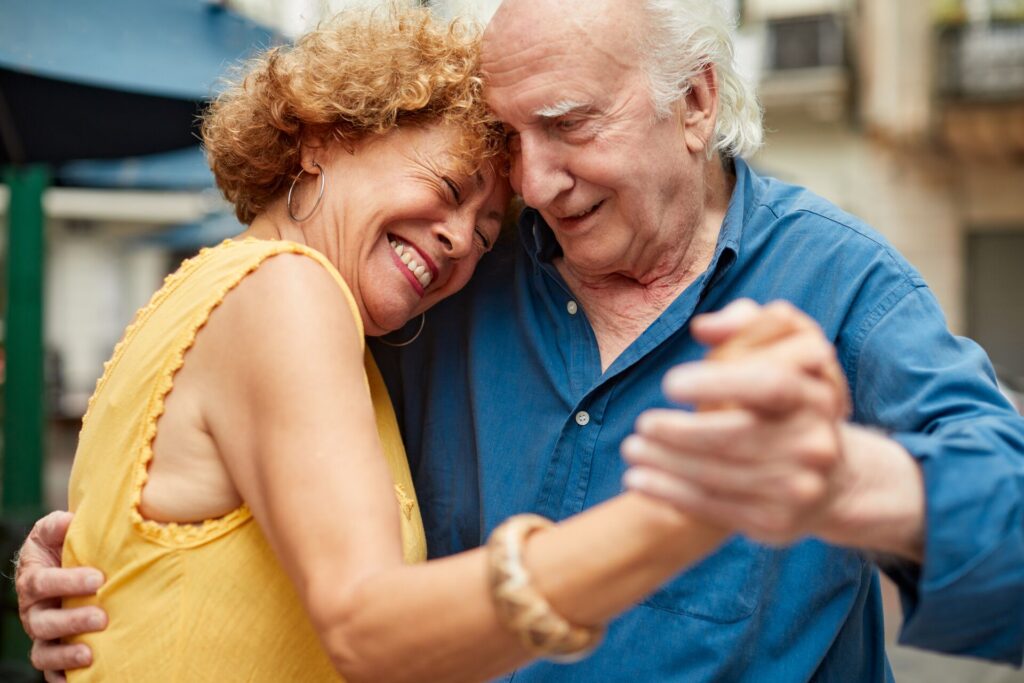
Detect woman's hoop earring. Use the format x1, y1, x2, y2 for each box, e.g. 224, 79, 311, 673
287, 161, 326, 223
378, 313, 426, 348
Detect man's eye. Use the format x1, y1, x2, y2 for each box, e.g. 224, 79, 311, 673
473, 227, 492, 251
556, 118, 583, 132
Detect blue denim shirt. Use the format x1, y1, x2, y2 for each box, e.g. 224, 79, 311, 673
372, 158, 1024, 680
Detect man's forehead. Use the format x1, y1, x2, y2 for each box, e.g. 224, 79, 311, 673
483, 0, 637, 62
483, 2, 641, 106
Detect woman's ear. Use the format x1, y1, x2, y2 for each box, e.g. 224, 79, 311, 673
299, 134, 329, 174
676, 64, 719, 156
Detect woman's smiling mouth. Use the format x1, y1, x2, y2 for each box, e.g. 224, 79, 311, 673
388, 234, 435, 295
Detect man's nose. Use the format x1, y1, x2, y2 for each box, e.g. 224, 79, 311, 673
515, 134, 572, 209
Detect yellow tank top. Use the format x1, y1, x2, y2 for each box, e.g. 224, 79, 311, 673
63, 238, 426, 682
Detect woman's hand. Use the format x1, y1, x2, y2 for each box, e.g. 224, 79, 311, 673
15, 511, 106, 682
623, 300, 852, 544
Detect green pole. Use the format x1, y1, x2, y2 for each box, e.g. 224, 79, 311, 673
2, 165, 48, 517
1, 164, 47, 676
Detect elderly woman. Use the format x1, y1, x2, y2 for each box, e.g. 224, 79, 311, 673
50, 6, 725, 682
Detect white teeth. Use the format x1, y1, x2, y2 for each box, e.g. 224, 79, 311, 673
390, 237, 433, 289
571, 203, 599, 218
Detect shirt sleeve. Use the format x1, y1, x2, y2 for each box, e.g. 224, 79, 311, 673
851, 284, 1024, 666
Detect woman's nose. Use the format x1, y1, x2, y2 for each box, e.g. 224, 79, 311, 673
433, 214, 474, 258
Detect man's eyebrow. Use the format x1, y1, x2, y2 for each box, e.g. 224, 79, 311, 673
532, 99, 591, 119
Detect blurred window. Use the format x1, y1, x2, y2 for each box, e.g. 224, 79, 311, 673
763, 14, 844, 71
967, 231, 1024, 385
937, 23, 1024, 100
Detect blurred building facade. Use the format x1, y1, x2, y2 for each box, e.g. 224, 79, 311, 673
743, 0, 1024, 390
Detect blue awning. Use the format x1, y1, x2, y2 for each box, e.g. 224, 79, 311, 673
140, 212, 245, 250
0, 0, 280, 100
0, 0, 282, 164
57, 146, 215, 191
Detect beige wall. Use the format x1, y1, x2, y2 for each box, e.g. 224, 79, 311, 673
745, 0, 850, 20
755, 112, 1024, 338
857, 0, 934, 142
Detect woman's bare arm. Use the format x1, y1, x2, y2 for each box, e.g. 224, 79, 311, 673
196, 254, 724, 683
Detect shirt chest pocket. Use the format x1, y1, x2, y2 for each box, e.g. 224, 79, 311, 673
642, 535, 768, 623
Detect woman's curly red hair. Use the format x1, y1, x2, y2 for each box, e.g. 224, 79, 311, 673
202, 4, 505, 224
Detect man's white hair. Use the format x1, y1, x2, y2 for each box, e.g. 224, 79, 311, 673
641, 0, 763, 159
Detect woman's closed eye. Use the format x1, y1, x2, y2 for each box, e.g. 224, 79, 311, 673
443, 177, 463, 204
473, 227, 492, 252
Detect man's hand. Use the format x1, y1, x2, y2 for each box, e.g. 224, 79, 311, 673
622, 300, 924, 557
15, 511, 107, 682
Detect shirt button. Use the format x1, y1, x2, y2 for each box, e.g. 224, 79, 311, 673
566, 300, 579, 315
575, 411, 590, 426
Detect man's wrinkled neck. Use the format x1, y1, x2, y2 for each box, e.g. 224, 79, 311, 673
557, 154, 735, 296
554, 154, 735, 370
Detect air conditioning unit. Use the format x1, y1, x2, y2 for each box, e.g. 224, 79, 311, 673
757, 13, 850, 119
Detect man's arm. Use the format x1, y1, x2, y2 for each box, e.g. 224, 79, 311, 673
845, 286, 1024, 663
15, 511, 106, 681
622, 299, 913, 549
624, 295, 1024, 664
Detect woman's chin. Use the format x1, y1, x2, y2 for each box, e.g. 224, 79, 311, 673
363, 308, 420, 339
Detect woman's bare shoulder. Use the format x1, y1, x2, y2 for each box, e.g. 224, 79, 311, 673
187, 251, 366, 413
218, 252, 360, 351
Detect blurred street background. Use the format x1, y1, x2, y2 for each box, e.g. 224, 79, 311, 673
1, 0, 1022, 679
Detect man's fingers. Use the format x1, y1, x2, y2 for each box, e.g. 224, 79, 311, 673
32, 511, 74, 550
23, 604, 107, 642
17, 511, 76, 583
624, 465, 821, 544
14, 512, 103, 681
30, 640, 91, 675
664, 361, 837, 416
17, 567, 104, 604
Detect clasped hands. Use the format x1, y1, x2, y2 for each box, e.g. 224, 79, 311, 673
623, 299, 854, 545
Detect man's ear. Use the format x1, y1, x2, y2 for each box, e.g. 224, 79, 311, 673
677, 64, 719, 156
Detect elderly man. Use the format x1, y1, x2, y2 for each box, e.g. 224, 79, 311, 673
17, 0, 1024, 680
